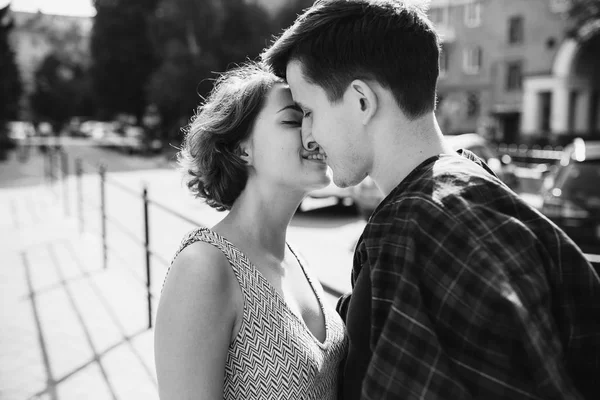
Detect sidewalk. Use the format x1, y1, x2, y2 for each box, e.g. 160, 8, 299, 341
0, 148, 356, 400
1, 182, 159, 399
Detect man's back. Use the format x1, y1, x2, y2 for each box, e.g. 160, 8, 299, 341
340, 151, 600, 399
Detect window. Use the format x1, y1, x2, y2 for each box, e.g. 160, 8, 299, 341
506, 61, 523, 91
463, 46, 482, 74
440, 48, 448, 77
429, 7, 446, 26
466, 92, 480, 117
465, 2, 481, 27
568, 90, 579, 131
508, 16, 524, 44
539, 92, 552, 132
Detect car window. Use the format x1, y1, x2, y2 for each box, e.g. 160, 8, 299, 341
554, 159, 600, 197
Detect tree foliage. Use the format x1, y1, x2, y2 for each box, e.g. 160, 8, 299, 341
568, 0, 600, 25
0, 5, 23, 123
30, 53, 94, 130
271, 0, 314, 36
147, 0, 274, 141
565, 0, 600, 39
90, 0, 160, 121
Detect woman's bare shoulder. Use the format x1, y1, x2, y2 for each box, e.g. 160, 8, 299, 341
161, 240, 237, 310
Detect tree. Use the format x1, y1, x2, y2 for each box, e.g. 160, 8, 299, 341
215, 0, 275, 67
271, 0, 314, 35
568, 0, 600, 25
146, 42, 218, 143
0, 4, 23, 157
30, 53, 94, 131
91, 0, 160, 122
146, 0, 273, 143
564, 0, 600, 39
0, 5, 22, 123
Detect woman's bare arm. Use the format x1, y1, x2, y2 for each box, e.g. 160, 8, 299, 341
154, 242, 239, 400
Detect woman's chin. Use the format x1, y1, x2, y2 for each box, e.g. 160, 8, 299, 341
312, 175, 332, 191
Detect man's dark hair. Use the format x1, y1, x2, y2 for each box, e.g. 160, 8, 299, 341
261, 0, 440, 119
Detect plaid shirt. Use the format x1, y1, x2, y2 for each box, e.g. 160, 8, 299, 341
337, 151, 600, 400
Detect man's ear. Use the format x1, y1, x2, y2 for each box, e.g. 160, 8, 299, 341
348, 79, 378, 125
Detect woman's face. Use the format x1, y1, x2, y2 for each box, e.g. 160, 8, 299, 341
245, 82, 331, 193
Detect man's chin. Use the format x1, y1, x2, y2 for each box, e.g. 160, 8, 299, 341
332, 175, 351, 189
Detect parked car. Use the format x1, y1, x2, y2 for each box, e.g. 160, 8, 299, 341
7, 121, 35, 141
300, 179, 355, 212
351, 133, 520, 219
85, 121, 118, 144
539, 138, 600, 255
122, 125, 163, 155
445, 133, 519, 189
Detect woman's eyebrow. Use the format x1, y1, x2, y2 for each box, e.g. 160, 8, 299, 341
277, 104, 303, 113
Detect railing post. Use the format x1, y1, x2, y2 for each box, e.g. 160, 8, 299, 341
76, 158, 84, 234
99, 164, 107, 270
61, 149, 69, 216
50, 146, 58, 195
142, 185, 152, 329
43, 147, 49, 184
48, 147, 54, 186
52, 147, 56, 184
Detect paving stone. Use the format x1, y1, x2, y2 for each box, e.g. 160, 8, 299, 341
1, 183, 159, 399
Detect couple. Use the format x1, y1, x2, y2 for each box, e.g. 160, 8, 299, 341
154, 1, 600, 399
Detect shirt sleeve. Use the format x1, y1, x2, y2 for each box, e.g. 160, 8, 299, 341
336, 292, 351, 322
360, 199, 585, 400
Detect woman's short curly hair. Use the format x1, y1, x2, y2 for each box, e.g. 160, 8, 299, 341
178, 62, 282, 211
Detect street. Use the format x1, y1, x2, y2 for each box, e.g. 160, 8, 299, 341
0, 142, 364, 399
3, 140, 363, 302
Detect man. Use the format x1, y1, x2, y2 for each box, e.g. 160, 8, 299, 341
261, 0, 600, 399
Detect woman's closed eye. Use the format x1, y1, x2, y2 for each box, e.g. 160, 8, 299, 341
282, 120, 302, 126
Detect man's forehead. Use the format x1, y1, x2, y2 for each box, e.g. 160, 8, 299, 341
267, 83, 293, 106
286, 60, 309, 84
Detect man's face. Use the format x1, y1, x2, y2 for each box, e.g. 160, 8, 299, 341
285, 60, 367, 188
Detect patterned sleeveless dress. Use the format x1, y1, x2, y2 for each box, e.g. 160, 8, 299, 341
168, 227, 348, 400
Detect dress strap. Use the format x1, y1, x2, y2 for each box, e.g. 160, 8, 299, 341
163, 227, 249, 292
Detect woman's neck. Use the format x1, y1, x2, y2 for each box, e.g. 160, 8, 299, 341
215, 186, 303, 261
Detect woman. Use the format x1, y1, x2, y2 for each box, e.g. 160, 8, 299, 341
154, 62, 347, 399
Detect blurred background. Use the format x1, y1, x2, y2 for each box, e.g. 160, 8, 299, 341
0, 0, 599, 399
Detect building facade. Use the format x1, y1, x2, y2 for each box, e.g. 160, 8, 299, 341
431, 0, 600, 144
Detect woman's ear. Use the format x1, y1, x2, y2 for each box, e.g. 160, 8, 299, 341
238, 143, 252, 165
349, 80, 378, 125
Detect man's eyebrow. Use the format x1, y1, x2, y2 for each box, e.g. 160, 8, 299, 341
277, 104, 303, 113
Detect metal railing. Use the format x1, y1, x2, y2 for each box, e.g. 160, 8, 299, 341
494, 143, 564, 164
42, 147, 344, 330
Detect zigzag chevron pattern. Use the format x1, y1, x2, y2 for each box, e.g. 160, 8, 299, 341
167, 228, 348, 399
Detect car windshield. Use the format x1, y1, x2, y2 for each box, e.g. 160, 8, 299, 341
554, 159, 600, 198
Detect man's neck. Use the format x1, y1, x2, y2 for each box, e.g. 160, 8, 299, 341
370, 114, 453, 197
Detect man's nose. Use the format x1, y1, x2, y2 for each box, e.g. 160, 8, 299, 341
301, 122, 318, 151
